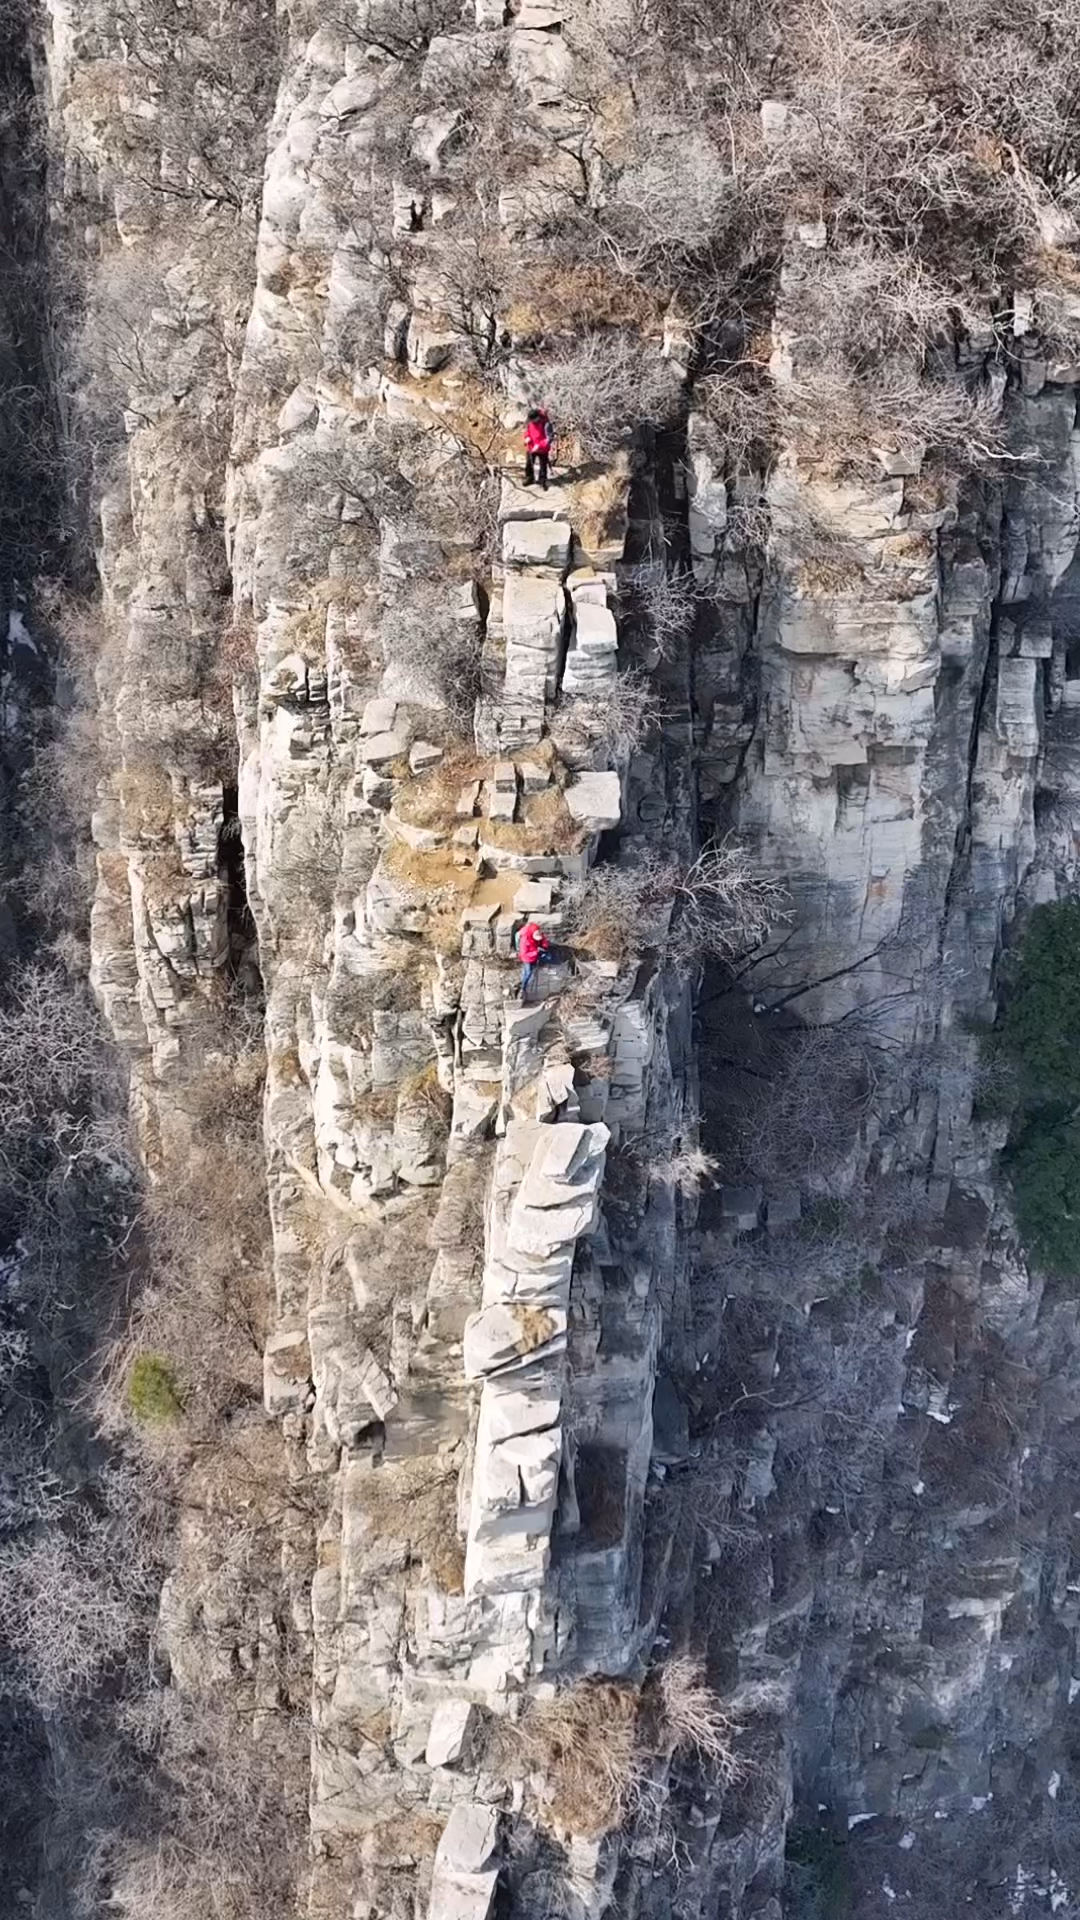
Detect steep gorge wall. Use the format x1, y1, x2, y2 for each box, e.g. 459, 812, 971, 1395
688, 310, 1080, 1915
35, 0, 1080, 1914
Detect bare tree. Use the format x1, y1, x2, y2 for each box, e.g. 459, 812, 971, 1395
621, 564, 721, 659
710, 1018, 877, 1188
0, 962, 133, 1267
79, 1685, 309, 1920
0, 1460, 170, 1707
378, 580, 482, 728
539, 330, 683, 459
566, 842, 788, 971
555, 673, 661, 764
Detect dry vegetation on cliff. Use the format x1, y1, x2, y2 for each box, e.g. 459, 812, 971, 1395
3, 0, 1079, 1905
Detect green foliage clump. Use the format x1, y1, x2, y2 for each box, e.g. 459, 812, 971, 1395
996, 904, 1080, 1281
997, 901, 1080, 1105
127, 1352, 184, 1426
786, 1825, 852, 1920
1009, 1117, 1080, 1278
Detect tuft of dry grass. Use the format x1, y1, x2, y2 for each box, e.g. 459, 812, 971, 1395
511, 1660, 745, 1838
359, 1457, 465, 1593
516, 1681, 640, 1837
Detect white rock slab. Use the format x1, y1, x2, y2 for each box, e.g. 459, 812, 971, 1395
564, 770, 621, 831
426, 1699, 478, 1768
502, 518, 572, 569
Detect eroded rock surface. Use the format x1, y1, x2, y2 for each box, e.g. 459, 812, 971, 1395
40, 0, 1080, 1912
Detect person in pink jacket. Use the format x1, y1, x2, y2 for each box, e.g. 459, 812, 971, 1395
523, 409, 555, 489
516, 919, 551, 1000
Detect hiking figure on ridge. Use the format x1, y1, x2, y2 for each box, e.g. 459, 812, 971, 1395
516, 919, 551, 1000
523, 408, 555, 490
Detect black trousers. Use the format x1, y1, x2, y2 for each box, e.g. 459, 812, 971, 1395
524, 449, 549, 488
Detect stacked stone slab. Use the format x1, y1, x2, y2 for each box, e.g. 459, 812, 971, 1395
463, 1120, 608, 1597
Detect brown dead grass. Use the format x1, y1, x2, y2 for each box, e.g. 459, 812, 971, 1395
515, 1681, 640, 1836
118, 762, 175, 837
382, 840, 478, 897
393, 750, 489, 830
355, 1086, 399, 1126
507, 264, 664, 340
576, 461, 632, 557
399, 1061, 452, 1125
395, 366, 513, 467
360, 1456, 465, 1594
509, 1661, 745, 1838
481, 787, 580, 855
361, 1809, 446, 1868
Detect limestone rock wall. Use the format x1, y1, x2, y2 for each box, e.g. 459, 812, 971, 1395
685, 254, 1080, 1917
45, 0, 1080, 1912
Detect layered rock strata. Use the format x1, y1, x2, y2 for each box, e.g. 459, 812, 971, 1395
42, 0, 1080, 1914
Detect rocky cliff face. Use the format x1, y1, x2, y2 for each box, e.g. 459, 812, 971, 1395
30, 0, 1080, 1913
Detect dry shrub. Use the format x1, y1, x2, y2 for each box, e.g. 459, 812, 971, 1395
359, 1456, 465, 1592
212, 609, 258, 686
400, 1060, 452, 1126
104, 1129, 270, 1437
779, 358, 1007, 479
334, 1196, 439, 1362
539, 330, 682, 459
323, 956, 421, 1031
380, 582, 482, 729
517, 1681, 640, 1836
96, 1008, 271, 1438
80, 1686, 309, 1920
555, 673, 661, 764
647, 1655, 744, 1785
0, 960, 133, 1271
507, 262, 662, 337
515, 1661, 744, 1837
622, 564, 722, 659
702, 343, 1007, 491
709, 1018, 877, 1188
116, 760, 178, 837
566, 843, 788, 971
645, 1142, 720, 1198
605, 128, 735, 263
0, 1458, 171, 1708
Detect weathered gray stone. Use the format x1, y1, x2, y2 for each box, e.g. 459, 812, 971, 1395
502, 518, 573, 570
765, 1187, 802, 1231
514, 878, 555, 913
426, 1698, 478, 1767
360, 730, 409, 765
483, 1383, 562, 1440
517, 761, 550, 795
564, 771, 621, 831
995, 656, 1039, 755
263, 1325, 310, 1414
410, 739, 443, 771
463, 1302, 568, 1377
435, 1802, 500, 1874
572, 597, 618, 653
720, 1186, 763, 1231
265, 652, 309, 702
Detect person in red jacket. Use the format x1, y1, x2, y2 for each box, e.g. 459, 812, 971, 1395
516, 918, 551, 1000
523, 408, 555, 490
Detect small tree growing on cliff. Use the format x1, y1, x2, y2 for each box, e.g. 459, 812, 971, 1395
567, 843, 788, 971
539, 330, 682, 459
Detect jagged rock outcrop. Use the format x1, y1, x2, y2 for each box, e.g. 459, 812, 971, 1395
37, 0, 1080, 1913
